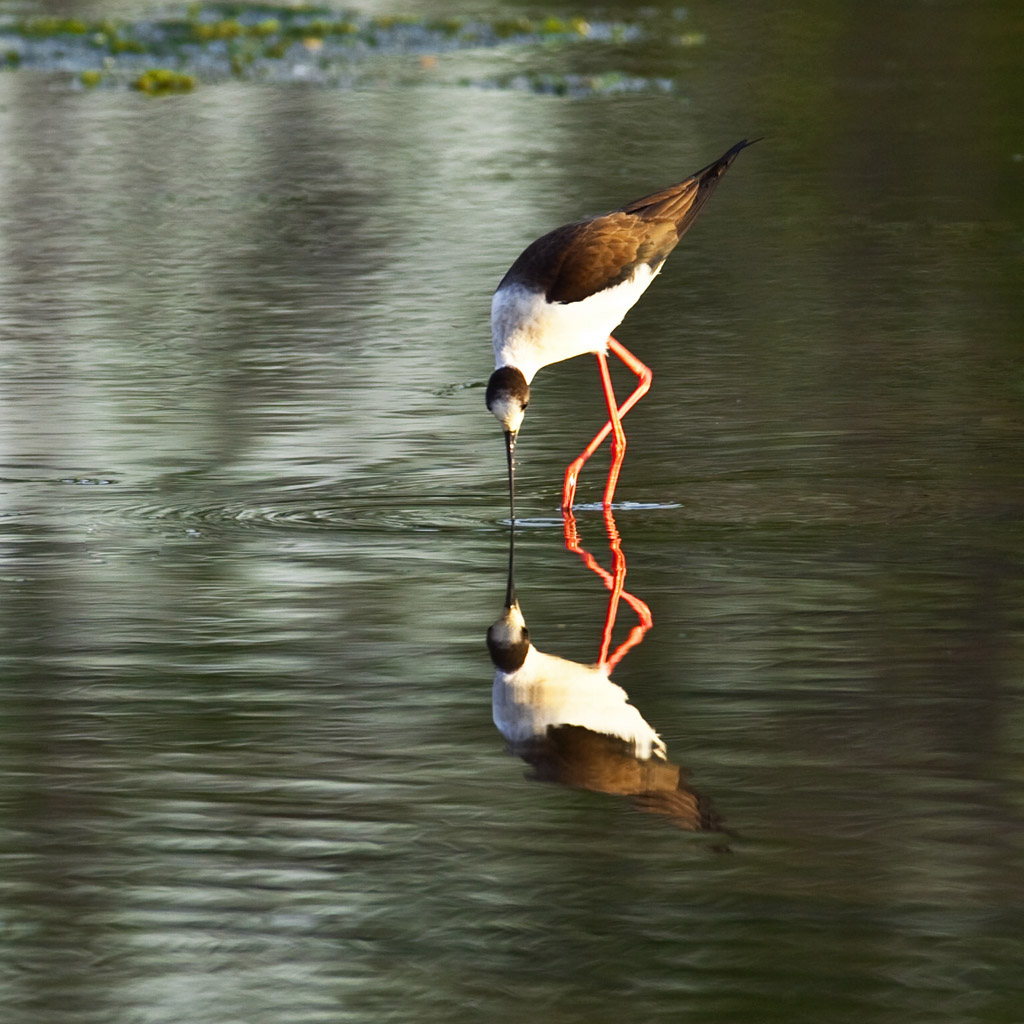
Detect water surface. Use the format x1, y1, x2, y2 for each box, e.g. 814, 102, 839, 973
1, 1, 1023, 1021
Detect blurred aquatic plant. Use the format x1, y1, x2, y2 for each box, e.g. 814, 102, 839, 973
0, 3, 675, 95
133, 67, 196, 93
15, 17, 92, 36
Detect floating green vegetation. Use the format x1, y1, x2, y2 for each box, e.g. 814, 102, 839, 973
0, 4, 679, 95
3, 4, 631, 55
288, 19, 358, 39
106, 36, 148, 54
134, 68, 197, 93
490, 15, 589, 39
190, 16, 287, 41
15, 17, 92, 37
10, 15, 151, 58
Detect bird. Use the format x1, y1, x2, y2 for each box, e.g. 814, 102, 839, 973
486, 517, 723, 833
486, 139, 755, 515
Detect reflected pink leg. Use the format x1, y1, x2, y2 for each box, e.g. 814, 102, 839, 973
563, 507, 653, 670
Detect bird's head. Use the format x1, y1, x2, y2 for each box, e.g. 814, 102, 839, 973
485, 366, 530, 438
486, 366, 530, 520
486, 601, 530, 673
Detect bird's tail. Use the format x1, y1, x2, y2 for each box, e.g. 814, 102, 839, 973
618, 138, 759, 236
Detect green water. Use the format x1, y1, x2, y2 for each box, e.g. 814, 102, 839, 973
1, 1, 1022, 1021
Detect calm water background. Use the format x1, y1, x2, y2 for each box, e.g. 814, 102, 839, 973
1, 1, 1023, 1022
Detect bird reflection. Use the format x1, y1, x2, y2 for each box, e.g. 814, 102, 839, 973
487, 510, 722, 833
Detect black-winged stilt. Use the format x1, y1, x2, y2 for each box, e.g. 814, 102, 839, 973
486, 511, 722, 832
486, 139, 755, 514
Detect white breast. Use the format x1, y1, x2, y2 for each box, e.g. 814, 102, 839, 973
492, 646, 666, 761
491, 264, 660, 383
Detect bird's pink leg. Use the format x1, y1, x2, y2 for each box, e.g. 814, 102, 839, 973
561, 336, 653, 510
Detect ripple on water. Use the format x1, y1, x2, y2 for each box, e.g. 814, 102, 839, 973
4, 459, 1019, 542
112, 496, 505, 535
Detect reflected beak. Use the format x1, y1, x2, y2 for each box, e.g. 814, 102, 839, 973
505, 508, 517, 609
504, 429, 517, 521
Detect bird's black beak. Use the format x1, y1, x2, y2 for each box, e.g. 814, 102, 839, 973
504, 429, 517, 522
504, 511, 517, 610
